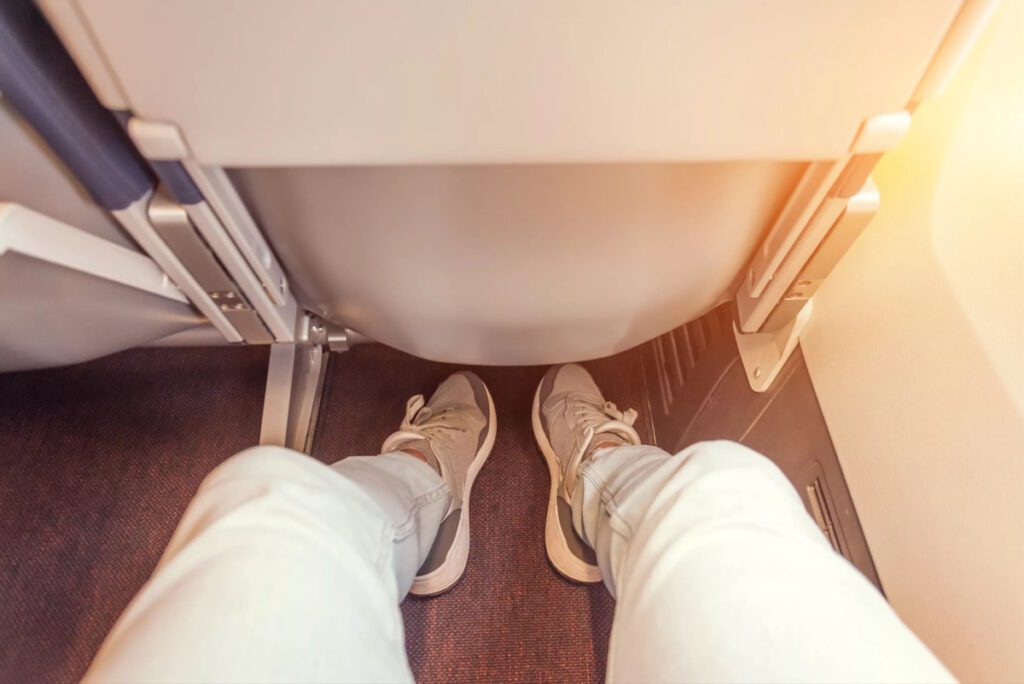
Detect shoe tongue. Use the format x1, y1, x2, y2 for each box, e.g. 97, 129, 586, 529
412, 405, 434, 426
542, 389, 601, 414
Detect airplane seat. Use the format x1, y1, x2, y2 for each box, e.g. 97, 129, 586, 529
0, 101, 204, 369
0, 98, 135, 251
2, 3, 1018, 681
32, 0, 982, 365
0, 9, 203, 372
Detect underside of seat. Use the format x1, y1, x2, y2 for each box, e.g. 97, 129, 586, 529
232, 162, 804, 363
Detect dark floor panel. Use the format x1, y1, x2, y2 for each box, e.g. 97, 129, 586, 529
739, 354, 879, 587
314, 344, 653, 684
0, 347, 269, 684
641, 304, 880, 590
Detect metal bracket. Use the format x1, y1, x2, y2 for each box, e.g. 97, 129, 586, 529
733, 300, 813, 393
737, 110, 907, 334
258, 315, 370, 453
259, 340, 329, 454
148, 188, 273, 343
308, 316, 369, 352
112, 191, 244, 343
128, 118, 298, 341
737, 175, 880, 334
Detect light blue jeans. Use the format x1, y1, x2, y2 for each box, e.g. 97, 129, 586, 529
86, 442, 953, 683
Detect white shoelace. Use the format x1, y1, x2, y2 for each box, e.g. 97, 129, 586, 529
381, 394, 470, 458
557, 392, 640, 496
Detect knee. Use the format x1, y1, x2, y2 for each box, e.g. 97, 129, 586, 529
676, 440, 793, 490
201, 445, 321, 490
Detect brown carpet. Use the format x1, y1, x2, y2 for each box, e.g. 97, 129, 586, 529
315, 345, 655, 684
0, 343, 654, 683
0, 347, 268, 684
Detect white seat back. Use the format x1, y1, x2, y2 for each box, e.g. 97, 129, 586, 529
39, 0, 976, 363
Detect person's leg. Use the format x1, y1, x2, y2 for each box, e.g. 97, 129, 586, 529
86, 446, 446, 684
87, 371, 495, 684
576, 441, 954, 683
534, 364, 954, 683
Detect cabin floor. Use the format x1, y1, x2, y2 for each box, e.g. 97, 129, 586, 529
0, 343, 655, 683
1, 306, 879, 683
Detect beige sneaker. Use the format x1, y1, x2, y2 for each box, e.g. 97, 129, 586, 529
382, 371, 496, 596
531, 364, 640, 582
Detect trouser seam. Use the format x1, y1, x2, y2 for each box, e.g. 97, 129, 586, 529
580, 466, 636, 542
391, 483, 450, 541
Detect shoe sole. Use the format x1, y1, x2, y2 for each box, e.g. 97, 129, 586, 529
531, 381, 602, 583
409, 381, 497, 596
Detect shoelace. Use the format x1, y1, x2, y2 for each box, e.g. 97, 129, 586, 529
558, 392, 640, 496
565, 392, 638, 428
383, 394, 470, 455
